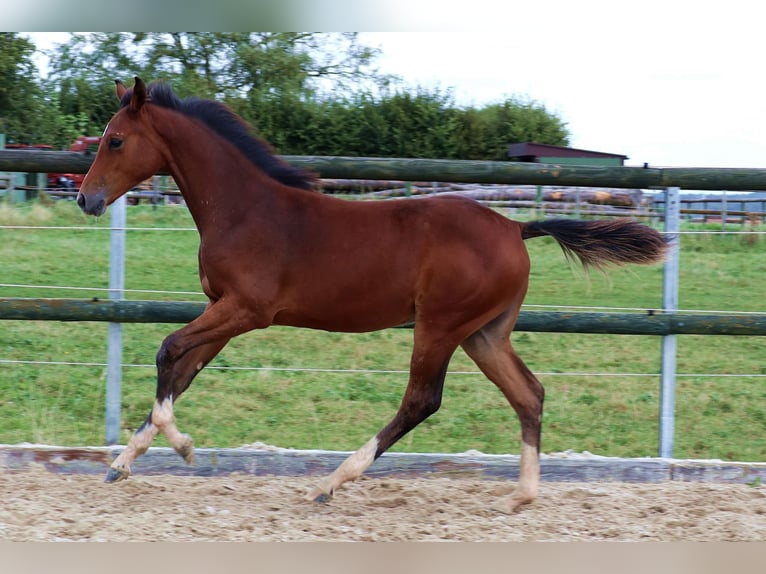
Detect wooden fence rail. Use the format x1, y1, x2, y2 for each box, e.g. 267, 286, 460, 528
1, 298, 764, 336
5, 149, 766, 190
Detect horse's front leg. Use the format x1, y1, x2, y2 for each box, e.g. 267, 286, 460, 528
105, 300, 256, 483
104, 338, 230, 482
104, 413, 159, 483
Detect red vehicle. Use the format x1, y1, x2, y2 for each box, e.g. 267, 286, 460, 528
48, 136, 102, 192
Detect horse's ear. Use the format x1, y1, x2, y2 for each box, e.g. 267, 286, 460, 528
129, 77, 147, 112
115, 80, 127, 101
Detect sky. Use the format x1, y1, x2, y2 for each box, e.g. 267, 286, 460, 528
24, 10, 766, 169
357, 21, 766, 169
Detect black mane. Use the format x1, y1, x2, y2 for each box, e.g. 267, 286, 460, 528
119, 81, 315, 190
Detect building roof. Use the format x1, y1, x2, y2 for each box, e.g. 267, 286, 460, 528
507, 142, 628, 161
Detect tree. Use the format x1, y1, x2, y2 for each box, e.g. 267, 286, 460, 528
49, 33, 150, 133
43, 33, 389, 145
38, 33, 570, 159
476, 99, 569, 161
48, 33, 386, 103
0, 33, 47, 144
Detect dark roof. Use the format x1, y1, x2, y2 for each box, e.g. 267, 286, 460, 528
507, 142, 628, 161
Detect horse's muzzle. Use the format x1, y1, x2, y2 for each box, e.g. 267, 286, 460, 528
77, 190, 107, 216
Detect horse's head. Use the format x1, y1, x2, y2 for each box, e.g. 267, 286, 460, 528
77, 77, 167, 216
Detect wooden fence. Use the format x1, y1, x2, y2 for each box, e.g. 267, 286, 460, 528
6, 148, 766, 189
1, 151, 765, 458
1, 298, 765, 336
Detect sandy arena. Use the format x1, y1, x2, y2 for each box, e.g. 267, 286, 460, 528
1, 466, 764, 541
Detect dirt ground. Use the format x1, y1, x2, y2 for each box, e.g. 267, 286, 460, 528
1, 467, 764, 541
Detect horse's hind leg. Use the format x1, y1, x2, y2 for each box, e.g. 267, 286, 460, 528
305, 327, 459, 502
461, 312, 545, 513
105, 338, 230, 482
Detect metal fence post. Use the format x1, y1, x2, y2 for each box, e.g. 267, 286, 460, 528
105, 195, 126, 445
659, 186, 680, 458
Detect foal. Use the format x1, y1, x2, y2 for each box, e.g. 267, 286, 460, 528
77, 77, 667, 513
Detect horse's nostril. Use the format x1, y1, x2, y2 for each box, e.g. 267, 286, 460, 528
76, 192, 106, 215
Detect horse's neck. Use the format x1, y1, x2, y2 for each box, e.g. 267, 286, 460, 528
159, 122, 279, 232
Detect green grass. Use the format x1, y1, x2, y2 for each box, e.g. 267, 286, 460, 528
1, 200, 764, 461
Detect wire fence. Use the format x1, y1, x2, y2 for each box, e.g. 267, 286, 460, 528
1, 358, 765, 380
2, 222, 765, 309
2, 223, 766, 233
1, 190, 764, 458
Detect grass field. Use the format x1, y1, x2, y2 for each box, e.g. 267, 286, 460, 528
0, 200, 764, 461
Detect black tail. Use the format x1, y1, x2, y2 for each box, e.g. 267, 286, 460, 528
521, 218, 669, 269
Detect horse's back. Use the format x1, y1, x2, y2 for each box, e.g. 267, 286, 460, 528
271, 193, 530, 332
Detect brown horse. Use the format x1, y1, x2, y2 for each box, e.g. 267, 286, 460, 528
77, 77, 667, 513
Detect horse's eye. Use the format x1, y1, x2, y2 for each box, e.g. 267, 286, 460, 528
109, 137, 123, 150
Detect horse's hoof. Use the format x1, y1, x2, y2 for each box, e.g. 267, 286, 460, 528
104, 467, 130, 483
305, 485, 334, 504
174, 434, 194, 464
489, 502, 514, 515
490, 497, 532, 515
313, 493, 332, 504
177, 445, 194, 464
